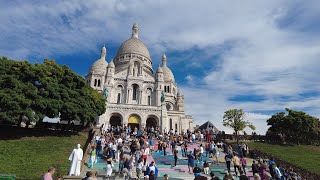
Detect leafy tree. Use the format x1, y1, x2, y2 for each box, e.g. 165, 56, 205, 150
267, 108, 320, 144
0, 57, 106, 127
223, 109, 256, 144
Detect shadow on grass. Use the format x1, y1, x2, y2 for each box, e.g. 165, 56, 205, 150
0, 126, 85, 140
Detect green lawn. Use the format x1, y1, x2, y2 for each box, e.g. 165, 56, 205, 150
246, 142, 320, 175
0, 132, 88, 179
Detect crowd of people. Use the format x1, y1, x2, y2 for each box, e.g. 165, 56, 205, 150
42, 124, 305, 180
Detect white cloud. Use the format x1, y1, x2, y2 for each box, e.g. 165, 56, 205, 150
1, 1, 319, 134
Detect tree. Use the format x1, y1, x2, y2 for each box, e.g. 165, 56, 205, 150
0, 57, 106, 127
267, 108, 320, 144
223, 109, 256, 144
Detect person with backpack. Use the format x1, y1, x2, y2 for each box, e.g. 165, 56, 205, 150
193, 163, 202, 178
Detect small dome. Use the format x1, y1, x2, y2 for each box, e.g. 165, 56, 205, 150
162, 66, 175, 82
89, 46, 108, 74
156, 66, 163, 73
115, 38, 151, 60
161, 53, 175, 82
108, 60, 115, 68
89, 59, 108, 74
89, 58, 108, 74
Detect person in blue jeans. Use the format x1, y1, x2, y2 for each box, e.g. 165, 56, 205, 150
187, 151, 195, 173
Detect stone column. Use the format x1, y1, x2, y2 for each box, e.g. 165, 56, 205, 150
139, 90, 143, 104
161, 101, 168, 132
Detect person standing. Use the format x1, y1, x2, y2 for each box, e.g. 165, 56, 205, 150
232, 154, 241, 176
158, 141, 163, 153
163, 141, 167, 156
146, 161, 158, 178
187, 151, 195, 173
224, 153, 232, 173
173, 148, 178, 167
199, 144, 204, 161
149, 137, 154, 152
193, 163, 202, 178
240, 156, 247, 175
136, 158, 144, 179
89, 146, 96, 168
106, 156, 114, 178
42, 167, 55, 180
203, 161, 210, 175
68, 144, 83, 176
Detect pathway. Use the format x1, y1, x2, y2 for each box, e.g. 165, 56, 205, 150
84, 140, 255, 179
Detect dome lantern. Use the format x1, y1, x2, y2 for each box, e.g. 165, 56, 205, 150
132, 22, 139, 39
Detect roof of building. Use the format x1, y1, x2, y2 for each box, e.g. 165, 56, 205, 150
196, 121, 219, 132
115, 23, 151, 60
89, 46, 108, 74
161, 54, 175, 82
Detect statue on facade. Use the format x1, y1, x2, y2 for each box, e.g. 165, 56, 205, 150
161, 91, 165, 103
103, 87, 109, 100
134, 64, 138, 76
68, 144, 83, 176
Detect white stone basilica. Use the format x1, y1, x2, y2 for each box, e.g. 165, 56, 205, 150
86, 23, 193, 132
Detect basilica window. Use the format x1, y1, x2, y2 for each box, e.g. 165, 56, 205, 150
94, 79, 97, 87
97, 79, 101, 87
146, 88, 152, 105
166, 103, 171, 111
175, 124, 178, 131
170, 119, 173, 130
148, 96, 151, 105
132, 84, 139, 100
117, 93, 121, 104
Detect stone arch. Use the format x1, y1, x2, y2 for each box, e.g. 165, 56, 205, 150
127, 113, 142, 130
109, 112, 123, 128
145, 114, 159, 129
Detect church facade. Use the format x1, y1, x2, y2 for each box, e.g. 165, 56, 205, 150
86, 23, 193, 132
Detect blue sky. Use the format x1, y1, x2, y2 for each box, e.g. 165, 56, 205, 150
1, 0, 320, 134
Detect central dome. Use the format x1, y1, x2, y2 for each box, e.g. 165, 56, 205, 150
115, 37, 151, 60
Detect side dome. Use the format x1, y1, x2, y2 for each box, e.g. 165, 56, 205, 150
156, 66, 163, 73
108, 60, 115, 68
89, 46, 108, 74
162, 66, 175, 82
161, 53, 175, 82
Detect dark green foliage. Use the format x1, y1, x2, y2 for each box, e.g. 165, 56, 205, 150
266, 108, 320, 144
0, 57, 105, 126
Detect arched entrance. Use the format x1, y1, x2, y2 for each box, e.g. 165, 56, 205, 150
128, 115, 140, 130
146, 115, 158, 129
109, 113, 122, 128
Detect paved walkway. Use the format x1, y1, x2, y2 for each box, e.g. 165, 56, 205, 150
84, 140, 255, 180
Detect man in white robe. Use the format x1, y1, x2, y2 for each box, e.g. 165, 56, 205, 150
68, 144, 83, 176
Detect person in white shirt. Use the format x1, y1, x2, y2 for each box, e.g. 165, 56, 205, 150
191, 133, 196, 144
199, 144, 204, 161
200, 133, 204, 142
117, 137, 123, 144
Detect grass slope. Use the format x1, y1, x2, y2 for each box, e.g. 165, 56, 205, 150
247, 142, 320, 175
0, 132, 87, 179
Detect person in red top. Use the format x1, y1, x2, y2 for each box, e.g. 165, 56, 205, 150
206, 131, 210, 143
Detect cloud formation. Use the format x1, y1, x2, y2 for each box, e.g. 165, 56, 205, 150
1, 0, 319, 134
